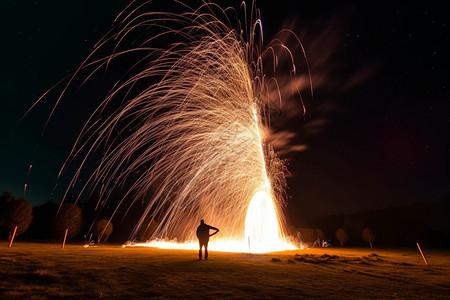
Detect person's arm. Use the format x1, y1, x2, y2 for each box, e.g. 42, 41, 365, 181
209, 226, 219, 237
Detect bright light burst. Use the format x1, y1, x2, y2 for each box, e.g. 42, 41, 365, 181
245, 190, 282, 253
36, 1, 311, 253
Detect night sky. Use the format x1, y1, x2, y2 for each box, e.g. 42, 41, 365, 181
1, 1, 448, 224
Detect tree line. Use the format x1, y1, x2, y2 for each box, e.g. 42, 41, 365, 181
0, 190, 113, 244
1, 188, 376, 248
291, 226, 375, 248
2, 188, 448, 247
292, 199, 450, 248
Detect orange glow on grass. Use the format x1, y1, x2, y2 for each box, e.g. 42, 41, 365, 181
125, 191, 297, 253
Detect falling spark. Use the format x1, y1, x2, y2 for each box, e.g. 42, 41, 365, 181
23, 164, 32, 196
38, 1, 311, 253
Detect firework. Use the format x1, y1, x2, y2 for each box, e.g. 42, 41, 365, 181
36, 1, 311, 253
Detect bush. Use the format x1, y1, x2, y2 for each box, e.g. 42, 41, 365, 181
336, 228, 348, 247
362, 227, 375, 248
93, 219, 113, 243
2, 195, 33, 239
52, 203, 83, 239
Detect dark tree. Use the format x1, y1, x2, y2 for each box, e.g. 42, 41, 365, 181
336, 228, 349, 247
52, 203, 83, 239
93, 219, 113, 243
362, 227, 375, 248
3, 196, 33, 239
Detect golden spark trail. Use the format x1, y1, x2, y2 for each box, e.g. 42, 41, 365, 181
38, 1, 311, 253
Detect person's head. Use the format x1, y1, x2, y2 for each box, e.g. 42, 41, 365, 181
200, 219, 204, 224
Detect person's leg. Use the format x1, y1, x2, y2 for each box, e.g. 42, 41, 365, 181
204, 241, 208, 260
199, 241, 202, 260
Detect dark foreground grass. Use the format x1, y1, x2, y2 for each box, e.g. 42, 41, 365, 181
1, 242, 449, 299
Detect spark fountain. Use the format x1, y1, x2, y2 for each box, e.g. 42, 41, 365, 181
34, 1, 311, 253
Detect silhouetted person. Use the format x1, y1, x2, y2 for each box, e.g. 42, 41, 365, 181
196, 219, 219, 260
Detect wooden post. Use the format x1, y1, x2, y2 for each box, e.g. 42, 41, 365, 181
8, 226, 18, 248
62, 229, 68, 249
416, 243, 428, 265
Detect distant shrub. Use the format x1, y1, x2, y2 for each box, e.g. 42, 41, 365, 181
362, 227, 375, 248
52, 203, 83, 239
336, 228, 348, 247
3, 196, 33, 239
93, 219, 113, 243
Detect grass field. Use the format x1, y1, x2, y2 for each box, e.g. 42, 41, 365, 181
1, 242, 449, 299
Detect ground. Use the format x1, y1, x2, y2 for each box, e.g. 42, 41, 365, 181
0, 242, 449, 299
